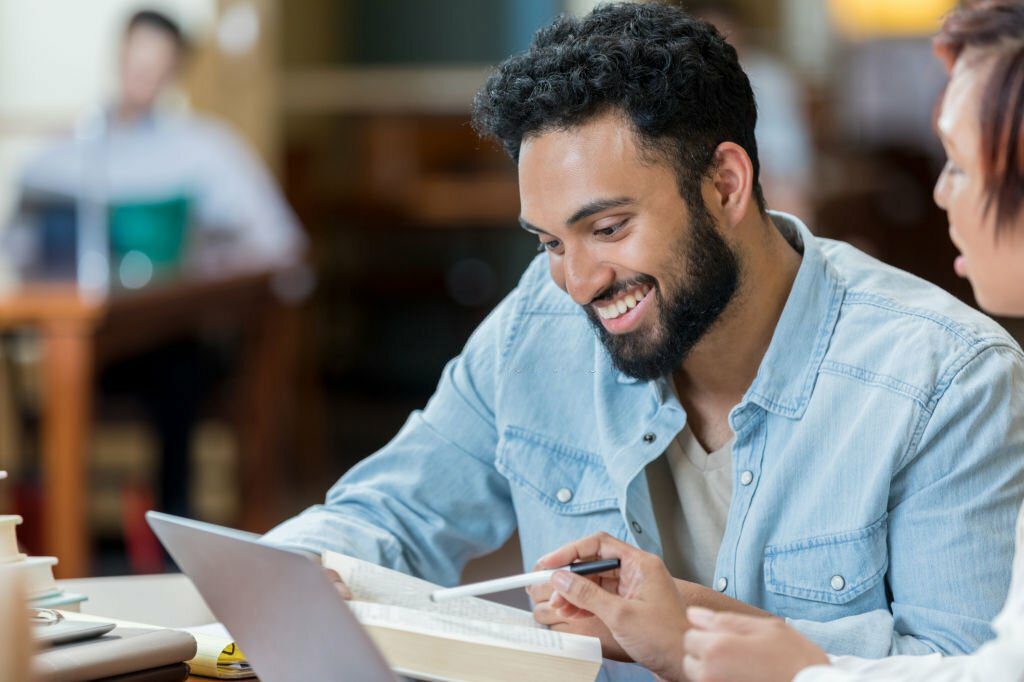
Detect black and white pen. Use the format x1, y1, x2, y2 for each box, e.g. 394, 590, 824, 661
429, 559, 620, 603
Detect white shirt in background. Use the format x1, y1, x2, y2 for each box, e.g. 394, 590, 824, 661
18, 109, 306, 272
796, 504, 1024, 682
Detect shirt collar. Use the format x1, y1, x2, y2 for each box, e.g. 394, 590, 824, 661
614, 212, 844, 417
744, 211, 845, 419
104, 104, 161, 133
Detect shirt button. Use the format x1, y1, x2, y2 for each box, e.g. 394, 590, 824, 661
831, 575, 846, 591
630, 520, 643, 535
556, 487, 573, 503
643, 432, 657, 444
715, 577, 728, 592
739, 470, 754, 486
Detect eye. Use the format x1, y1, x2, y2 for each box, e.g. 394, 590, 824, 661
537, 239, 562, 253
944, 159, 964, 176
594, 220, 627, 238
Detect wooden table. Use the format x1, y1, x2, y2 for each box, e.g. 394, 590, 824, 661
0, 273, 299, 577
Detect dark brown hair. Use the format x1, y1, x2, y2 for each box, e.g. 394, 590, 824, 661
125, 9, 188, 55
935, 0, 1024, 232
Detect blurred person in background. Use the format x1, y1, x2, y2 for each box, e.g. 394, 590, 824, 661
538, 2, 1024, 681
263, 3, 1024, 680
9, 9, 305, 521
14, 8, 305, 274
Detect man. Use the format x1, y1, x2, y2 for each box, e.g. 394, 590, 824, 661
16, 9, 305, 272
265, 4, 1024, 679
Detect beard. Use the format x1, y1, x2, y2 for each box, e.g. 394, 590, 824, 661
584, 203, 740, 381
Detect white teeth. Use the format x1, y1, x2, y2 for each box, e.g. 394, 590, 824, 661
595, 286, 650, 321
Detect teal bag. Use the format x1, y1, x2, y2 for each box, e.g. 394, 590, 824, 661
108, 196, 191, 268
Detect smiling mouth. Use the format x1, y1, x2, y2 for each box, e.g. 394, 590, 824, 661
594, 284, 652, 320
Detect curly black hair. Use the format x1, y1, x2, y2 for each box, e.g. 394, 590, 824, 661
472, 1, 765, 213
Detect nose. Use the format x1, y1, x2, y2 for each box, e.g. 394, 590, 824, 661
562, 247, 615, 306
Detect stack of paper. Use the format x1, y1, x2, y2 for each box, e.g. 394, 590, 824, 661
0, 550, 32, 682
0, 512, 88, 612
59, 612, 254, 679
0, 514, 25, 563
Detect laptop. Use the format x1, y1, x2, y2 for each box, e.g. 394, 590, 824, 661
146, 511, 397, 682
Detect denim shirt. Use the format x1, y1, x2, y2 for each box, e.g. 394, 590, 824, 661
265, 213, 1024, 678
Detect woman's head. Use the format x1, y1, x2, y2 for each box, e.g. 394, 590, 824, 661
933, 0, 1024, 316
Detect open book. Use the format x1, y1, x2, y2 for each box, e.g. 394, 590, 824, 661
322, 551, 602, 682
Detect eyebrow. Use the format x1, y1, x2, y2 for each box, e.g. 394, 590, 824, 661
518, 196, 635, 235
518, 216, 548, 235
566, 197, 633, 225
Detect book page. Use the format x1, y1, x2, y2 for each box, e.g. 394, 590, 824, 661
348, 601, 601, 662
323, 551, 539, 629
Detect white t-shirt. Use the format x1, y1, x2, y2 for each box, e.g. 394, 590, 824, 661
647, 425, 733, 588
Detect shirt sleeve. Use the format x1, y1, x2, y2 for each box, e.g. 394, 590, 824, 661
788, 343, 1024, 657
192, 122, 307, 268
260, 285, 521, 587
793, 611, 1024, 682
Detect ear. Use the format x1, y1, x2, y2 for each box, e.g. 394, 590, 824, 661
707, 142, 755, 228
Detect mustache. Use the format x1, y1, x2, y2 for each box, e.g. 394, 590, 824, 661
589, 274, 658, 305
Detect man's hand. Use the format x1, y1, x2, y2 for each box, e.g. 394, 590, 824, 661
297, 549, 353, 600
527, 579, 630, 661
534, 532, 689, 681
323, 567, 353, 600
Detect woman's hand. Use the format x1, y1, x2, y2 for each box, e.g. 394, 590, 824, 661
682, 606, 829, 682
537, 532, 690, 682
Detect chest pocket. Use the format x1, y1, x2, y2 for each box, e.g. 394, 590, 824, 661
764, 514, 889, 605
496, 426, 619, 515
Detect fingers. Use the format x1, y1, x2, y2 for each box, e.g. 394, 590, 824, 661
684, 613, 777, 660
551, 595, 593, 620
682, 627, 721, 660
549, 570, 621, 623
682, 654, 704, 681
334, 582, 353, 600
526, 580, 553, 607
531, 581, 591, 619
322, 567, 353, 600
532, 599, 565, 626
552, 619, 632, 663
687, 606, 775, 635
536, 532, 636, 569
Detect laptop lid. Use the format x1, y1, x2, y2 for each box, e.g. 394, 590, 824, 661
146, 511, 396, 682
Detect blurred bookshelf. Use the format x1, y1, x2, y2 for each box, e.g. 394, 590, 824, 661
277, 1, 550, 498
